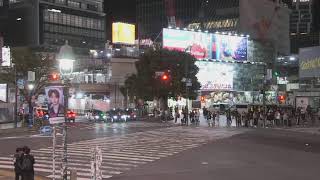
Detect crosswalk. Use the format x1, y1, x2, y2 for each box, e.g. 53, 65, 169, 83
0, 126, 246, 179
64, 121, 175, 131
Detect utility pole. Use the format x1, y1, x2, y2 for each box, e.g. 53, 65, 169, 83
61, 81, 69, 180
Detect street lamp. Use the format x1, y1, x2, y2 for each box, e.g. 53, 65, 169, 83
27, 84, 34, 91
56, 40, 75, 180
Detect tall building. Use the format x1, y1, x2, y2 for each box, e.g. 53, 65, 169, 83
5, 0, 106, 54
136, 0, 239, 39
283, 0, 320, 53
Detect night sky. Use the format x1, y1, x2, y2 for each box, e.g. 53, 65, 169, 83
104, 0, 136, 40
104, 0, 136, 23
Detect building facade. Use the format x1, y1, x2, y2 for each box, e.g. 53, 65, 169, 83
136, 0, 239, 40
283, 0, 320, 53
5, 0, 106, 54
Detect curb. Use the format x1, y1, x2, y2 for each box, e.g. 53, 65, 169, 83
0, 169, 50, 180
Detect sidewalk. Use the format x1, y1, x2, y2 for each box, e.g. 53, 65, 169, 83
0, 122, 38, 137
0, 169, 50, 180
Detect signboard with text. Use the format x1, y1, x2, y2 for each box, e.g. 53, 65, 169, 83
299, 46, 320, 78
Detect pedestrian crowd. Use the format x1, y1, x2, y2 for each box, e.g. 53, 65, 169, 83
202, 105, 318, 128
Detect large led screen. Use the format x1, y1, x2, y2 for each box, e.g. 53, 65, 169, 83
163, 28, 211, 59
212, 34, 247, 61
196, 61, 234, 91
112, 22, 135, 45
163, 28, 247, 61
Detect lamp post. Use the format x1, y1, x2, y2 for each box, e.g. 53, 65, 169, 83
57, 40, 75, 180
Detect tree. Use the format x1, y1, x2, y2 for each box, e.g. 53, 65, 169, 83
123, 48, 201, 108
0, 47, 55, 104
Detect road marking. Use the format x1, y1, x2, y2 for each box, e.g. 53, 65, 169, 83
0, 126, 247, 179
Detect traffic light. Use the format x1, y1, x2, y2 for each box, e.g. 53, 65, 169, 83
278, 95, 285, 104
274, 71, 280, 77
161, 74, 169, 81
201, 96, 205, 102
48, 73, 60, 81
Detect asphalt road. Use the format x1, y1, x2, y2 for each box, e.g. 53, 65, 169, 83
111, 128, 320, 180
1, 119, 320, 179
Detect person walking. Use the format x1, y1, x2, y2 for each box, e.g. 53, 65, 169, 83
174, 108, 180, 123
14, 147, 24, 180
21, 146, 35, 180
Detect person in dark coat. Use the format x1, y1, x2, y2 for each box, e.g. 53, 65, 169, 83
14, 147, 24, 180
21, 146, 35, 180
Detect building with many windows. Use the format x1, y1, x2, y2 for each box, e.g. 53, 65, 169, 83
5, 0, 106, 54
282, 0, 320, 53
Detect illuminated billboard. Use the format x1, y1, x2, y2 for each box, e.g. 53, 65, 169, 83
112, 23, 135, 45
163, 28, 211, 59
196, 61, 234, 91
0, 84, 7, 102
163, 28, 247, 61
1, 47, 11, 67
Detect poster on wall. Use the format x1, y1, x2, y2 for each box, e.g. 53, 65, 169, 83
0, 84, 7, 102
45, 86, 65, 124
163, 28, 248, 61
196, 61, 234, 91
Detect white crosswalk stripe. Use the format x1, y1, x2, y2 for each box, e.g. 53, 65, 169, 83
0, 126, 247, 179
62, 121, 175, 131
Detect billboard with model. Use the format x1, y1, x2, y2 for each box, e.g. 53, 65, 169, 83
163, 28, 248, 61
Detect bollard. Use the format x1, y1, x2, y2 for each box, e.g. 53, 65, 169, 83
70, 169, 77, 180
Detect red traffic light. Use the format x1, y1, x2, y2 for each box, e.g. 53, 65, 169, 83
201, 96, 205, 102
279, 95, 285, 101
161, 74, 169, 81
49, 73, 60, 81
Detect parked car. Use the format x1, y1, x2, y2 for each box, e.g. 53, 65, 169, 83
66, 110, 76, 123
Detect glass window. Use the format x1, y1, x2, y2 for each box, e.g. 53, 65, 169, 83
43, 10, 49, 22
62, 14, 67, 25
56, 0, 65, 4
70, 15, 75, 26
66, 14, 70, 24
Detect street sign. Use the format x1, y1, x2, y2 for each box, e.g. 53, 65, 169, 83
28, 71, 35, 81
17, 79, 25, 89
186, 82, 192, 87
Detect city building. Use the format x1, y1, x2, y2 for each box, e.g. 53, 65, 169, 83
282, 0, 320, 53
136, 0, 238, 40
5, 0, 106, 54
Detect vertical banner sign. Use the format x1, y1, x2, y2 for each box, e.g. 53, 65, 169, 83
1, 47, 11, 67
45, 86, 65, 124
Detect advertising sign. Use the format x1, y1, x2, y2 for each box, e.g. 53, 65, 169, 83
212, 34, 247, 61
45, 86, 65, 124
299, 46, 320, 78
112, 22, 135, 45
196, 61, 234, 91
162, 28, 248, 61
163, 28, 211, 59
0, 84, 7, 102
1, 47, 11, 67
